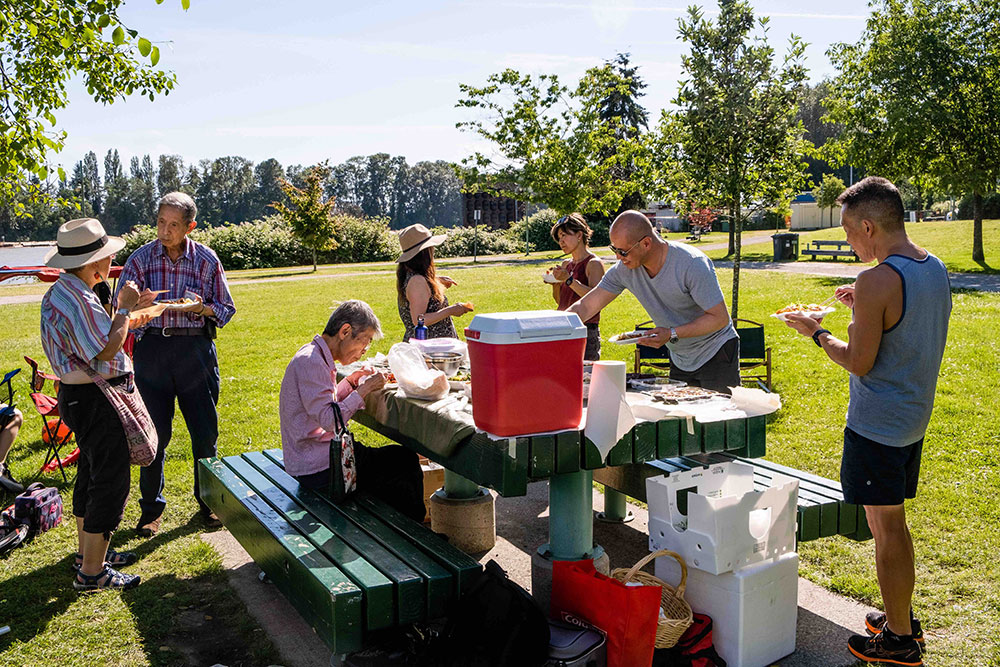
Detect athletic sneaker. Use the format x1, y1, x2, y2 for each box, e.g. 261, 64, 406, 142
848, 628, 923, 666
866, 610, 924, 646
0, 463, 23, 495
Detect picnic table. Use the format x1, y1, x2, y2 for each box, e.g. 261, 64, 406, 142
800, 239, 858, 261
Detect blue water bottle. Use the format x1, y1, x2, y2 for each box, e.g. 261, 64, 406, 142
414, 314, 428, 340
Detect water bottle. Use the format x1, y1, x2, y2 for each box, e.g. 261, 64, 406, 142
414, 314, 428, 340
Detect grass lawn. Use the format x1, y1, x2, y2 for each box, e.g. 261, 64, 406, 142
2, 262, 998, 665
705, 218, 1000, 274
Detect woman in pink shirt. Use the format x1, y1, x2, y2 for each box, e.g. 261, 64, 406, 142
278, 300, 425, 521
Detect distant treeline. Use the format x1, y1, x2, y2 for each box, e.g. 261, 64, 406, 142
0, 152, 463, 242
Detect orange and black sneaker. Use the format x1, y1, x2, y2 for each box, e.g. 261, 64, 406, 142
848, 628, 923, 666
866, 610, 924, 649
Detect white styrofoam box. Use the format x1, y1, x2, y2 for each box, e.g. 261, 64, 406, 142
646, 460, 798, 574
656, 551, 799, 667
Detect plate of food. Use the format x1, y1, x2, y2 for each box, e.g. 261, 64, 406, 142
770, 303, 835, 322
543, 270, 559, 284
157, 297, 198, 310
609, 330, 656, 345
649, 386, 727, 404
627, 375, 687, 391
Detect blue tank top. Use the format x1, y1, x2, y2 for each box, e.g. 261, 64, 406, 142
846, 253, 951, 446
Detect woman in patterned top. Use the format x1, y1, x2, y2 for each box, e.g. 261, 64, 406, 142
548, 213, 605, 360
395, 224, 473, 341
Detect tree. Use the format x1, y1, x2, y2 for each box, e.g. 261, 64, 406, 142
196, 156, 254, 225
253, 158, 286, 219
673, 0, 809, 318
825, 0, 1000, 264
271, 163, 339, 271
69, 151, 102, 215
157, 154, 185, 196
795, 81, 852, 186
813, 173, 846, 226
406, 160, 463, 227
129, 154, 157, 225
102, 149, 132, 234
0, 0, 183, 213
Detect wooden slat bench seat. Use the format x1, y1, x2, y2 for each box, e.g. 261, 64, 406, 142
593, 453, 871, 544
801, 239, 858, 261
198, 449, 482, 654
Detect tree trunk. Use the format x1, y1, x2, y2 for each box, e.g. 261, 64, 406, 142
731, 203, 742, 321
727, 206, 736, 256
973, 190, 985, 264
312, 247, 318, 272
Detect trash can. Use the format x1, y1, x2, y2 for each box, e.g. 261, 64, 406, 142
771, 233, 799, 261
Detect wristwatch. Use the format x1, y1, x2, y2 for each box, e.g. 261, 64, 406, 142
565, 276, 574, 286
668, 327, 679, 344
812, 328, 831, 347
116, 307, 131, 317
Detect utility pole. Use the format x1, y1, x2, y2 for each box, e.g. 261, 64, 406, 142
473, 209, 481, 263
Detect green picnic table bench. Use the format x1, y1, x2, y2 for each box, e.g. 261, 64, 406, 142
800, 239, 859, 261
593, 452, 872, 543
198, 449, 481, 655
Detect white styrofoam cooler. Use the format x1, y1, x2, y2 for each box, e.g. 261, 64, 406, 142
646, 460, 798, 575
656, 551, 799, 667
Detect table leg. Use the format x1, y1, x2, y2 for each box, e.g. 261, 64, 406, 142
596, 487, 635, 524
545, 469, 596, 561
443, 469, 480, 499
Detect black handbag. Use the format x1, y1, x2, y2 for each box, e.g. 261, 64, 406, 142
328, 401, 358, 502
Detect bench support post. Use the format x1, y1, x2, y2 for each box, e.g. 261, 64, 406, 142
596, 488, 634, 523
547, 470, 595, 560
443, 469, 480, 499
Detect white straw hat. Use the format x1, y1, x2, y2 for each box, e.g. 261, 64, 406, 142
44, 218, 125, 269
396, 224, 447, 263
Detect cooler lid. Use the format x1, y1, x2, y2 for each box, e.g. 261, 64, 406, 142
465, 310, 586, 344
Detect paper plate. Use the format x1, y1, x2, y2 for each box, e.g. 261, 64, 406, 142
609, 332, 655, 345
770, 307, 834, 322
542, 273, 558, 284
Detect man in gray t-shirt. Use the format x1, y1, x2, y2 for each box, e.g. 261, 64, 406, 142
568, 211, 739, 392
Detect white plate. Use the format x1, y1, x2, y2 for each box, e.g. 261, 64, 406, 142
542, 273, 558, 284
157, 301, 197, 310
770, 307, 835, 322
609, 332, 656, 345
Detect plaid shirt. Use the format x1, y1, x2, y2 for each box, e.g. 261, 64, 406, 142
40, 273, 133, 378
118, 238, 236, 339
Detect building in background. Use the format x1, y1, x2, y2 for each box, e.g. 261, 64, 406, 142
462, 191, 525, 229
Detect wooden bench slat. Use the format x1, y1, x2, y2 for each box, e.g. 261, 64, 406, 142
224, 454, 396, 632
198, 458, 364, 653
529, 434, 555, 478
262, 449, 454, 620
556, 431, 581, 473
248, 451, 428, 626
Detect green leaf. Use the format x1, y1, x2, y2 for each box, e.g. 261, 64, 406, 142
83, 27, 94, 41
182, 0, 191, 9
138, 37, 151, 56
59, 36, 72, 49
151, 46, 160, 66
27, 23, 38, 37
97, 15, 110, 28
58, 167, 67, 182
112, 26, 124, 44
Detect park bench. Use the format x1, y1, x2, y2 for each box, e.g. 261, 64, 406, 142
593, 452, 872, 543
198, 449, 481, 655
800, 239, 858, 261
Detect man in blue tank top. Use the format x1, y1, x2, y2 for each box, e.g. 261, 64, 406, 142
785, 177, 950, 666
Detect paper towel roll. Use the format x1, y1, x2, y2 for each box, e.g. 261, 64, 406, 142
584, 361, 636, 461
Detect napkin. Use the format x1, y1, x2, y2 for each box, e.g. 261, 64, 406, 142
584, 361, 636, 461
729, 386, 782, 416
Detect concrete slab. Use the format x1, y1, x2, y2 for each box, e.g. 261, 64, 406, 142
204, 482, 878, 666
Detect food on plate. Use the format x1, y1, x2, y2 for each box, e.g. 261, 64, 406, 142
543, 270, 558, 284
627, 375, 686, 391
158, 297, 197, 305
450, 371, 471, 382
649, 386, 725, 403
460, 301, 475, 310
609, 330, 653, 343
775, 303, 827, 314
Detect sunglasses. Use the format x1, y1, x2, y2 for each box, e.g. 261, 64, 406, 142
609, 235, 649, 257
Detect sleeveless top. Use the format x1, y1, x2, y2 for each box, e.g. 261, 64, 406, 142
398, 271, 457, 341
846, 253, 951, 447
556, 254, 600, 325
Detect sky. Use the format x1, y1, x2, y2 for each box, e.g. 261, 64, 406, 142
54, 0, 871, 173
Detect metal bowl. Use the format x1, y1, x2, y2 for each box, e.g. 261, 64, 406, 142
424, 351, 464, 378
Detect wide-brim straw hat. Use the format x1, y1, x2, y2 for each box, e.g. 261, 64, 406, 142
44, 218, 125, 269
396, 224, 446, 263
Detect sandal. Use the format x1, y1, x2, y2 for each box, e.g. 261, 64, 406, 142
73, 565, 141, 592
71, 549, 138, 573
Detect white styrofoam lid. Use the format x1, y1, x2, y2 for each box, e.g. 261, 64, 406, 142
467, 310, 585, 340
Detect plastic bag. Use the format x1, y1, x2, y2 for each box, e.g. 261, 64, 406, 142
388, 342, 450, 401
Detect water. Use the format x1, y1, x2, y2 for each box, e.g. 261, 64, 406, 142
0, 244, 54, 285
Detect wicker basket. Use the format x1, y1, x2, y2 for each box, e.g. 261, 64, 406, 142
610, 549, 694, 649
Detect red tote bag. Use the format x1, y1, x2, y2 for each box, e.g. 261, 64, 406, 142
551, 559, 662, 667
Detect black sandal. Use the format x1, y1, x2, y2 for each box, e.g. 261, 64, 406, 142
73, 565, 141, 592
71, 548, 138, 573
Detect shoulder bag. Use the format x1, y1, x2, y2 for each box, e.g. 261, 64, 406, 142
329, 401, 358, 502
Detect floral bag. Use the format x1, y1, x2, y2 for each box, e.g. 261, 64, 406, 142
328, 401, 357, 502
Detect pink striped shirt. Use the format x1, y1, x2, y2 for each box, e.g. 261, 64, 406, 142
279, 335, 365, 477
40, 273, 132, 379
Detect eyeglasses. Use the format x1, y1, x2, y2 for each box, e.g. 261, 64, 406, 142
609, 235, 649, 257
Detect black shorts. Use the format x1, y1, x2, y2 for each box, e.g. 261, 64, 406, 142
840, 427, 923, 506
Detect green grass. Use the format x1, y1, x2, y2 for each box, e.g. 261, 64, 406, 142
2, 262, 999, 665
705, 218, 1000, 274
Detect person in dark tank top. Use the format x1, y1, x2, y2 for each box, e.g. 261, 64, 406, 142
784, 177, 951, 667
547, 213, 605, 361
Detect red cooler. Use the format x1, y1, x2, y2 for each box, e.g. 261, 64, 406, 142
465, 310, 587, 436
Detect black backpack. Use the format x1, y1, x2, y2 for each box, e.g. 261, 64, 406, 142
435, 559, 550, 667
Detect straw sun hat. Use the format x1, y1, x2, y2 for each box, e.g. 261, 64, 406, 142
396, 224, 447, 263
44, 218, 125, 269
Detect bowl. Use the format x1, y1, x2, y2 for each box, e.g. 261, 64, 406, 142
424, 351, 464, 378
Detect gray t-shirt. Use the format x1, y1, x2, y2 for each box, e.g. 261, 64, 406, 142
597, 241, 737, 371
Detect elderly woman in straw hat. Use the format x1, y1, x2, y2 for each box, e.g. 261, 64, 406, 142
395, 224, 473, 341
39, 218, 155, 592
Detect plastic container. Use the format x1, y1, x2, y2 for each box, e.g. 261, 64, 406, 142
465, 310, 587, 436
646, 460, 798, 575
655, 552, 799, 667
544, 619, 607, 667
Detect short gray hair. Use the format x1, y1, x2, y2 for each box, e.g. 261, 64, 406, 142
323, 300, 383, 339
158, 191, 198, 223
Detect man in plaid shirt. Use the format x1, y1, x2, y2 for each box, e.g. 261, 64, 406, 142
119, 192, 236, 536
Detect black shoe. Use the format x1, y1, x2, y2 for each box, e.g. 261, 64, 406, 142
866, 610, 924, 648
0, 464, 23, 495
848, 628, 923, 666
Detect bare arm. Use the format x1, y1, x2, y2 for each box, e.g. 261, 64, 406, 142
405, 276, 462, 327
567, 286, 616, 323
96, 282, 140, 361
636, 300, 732, 348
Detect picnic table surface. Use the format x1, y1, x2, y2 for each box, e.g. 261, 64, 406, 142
810, 239, 852, 248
